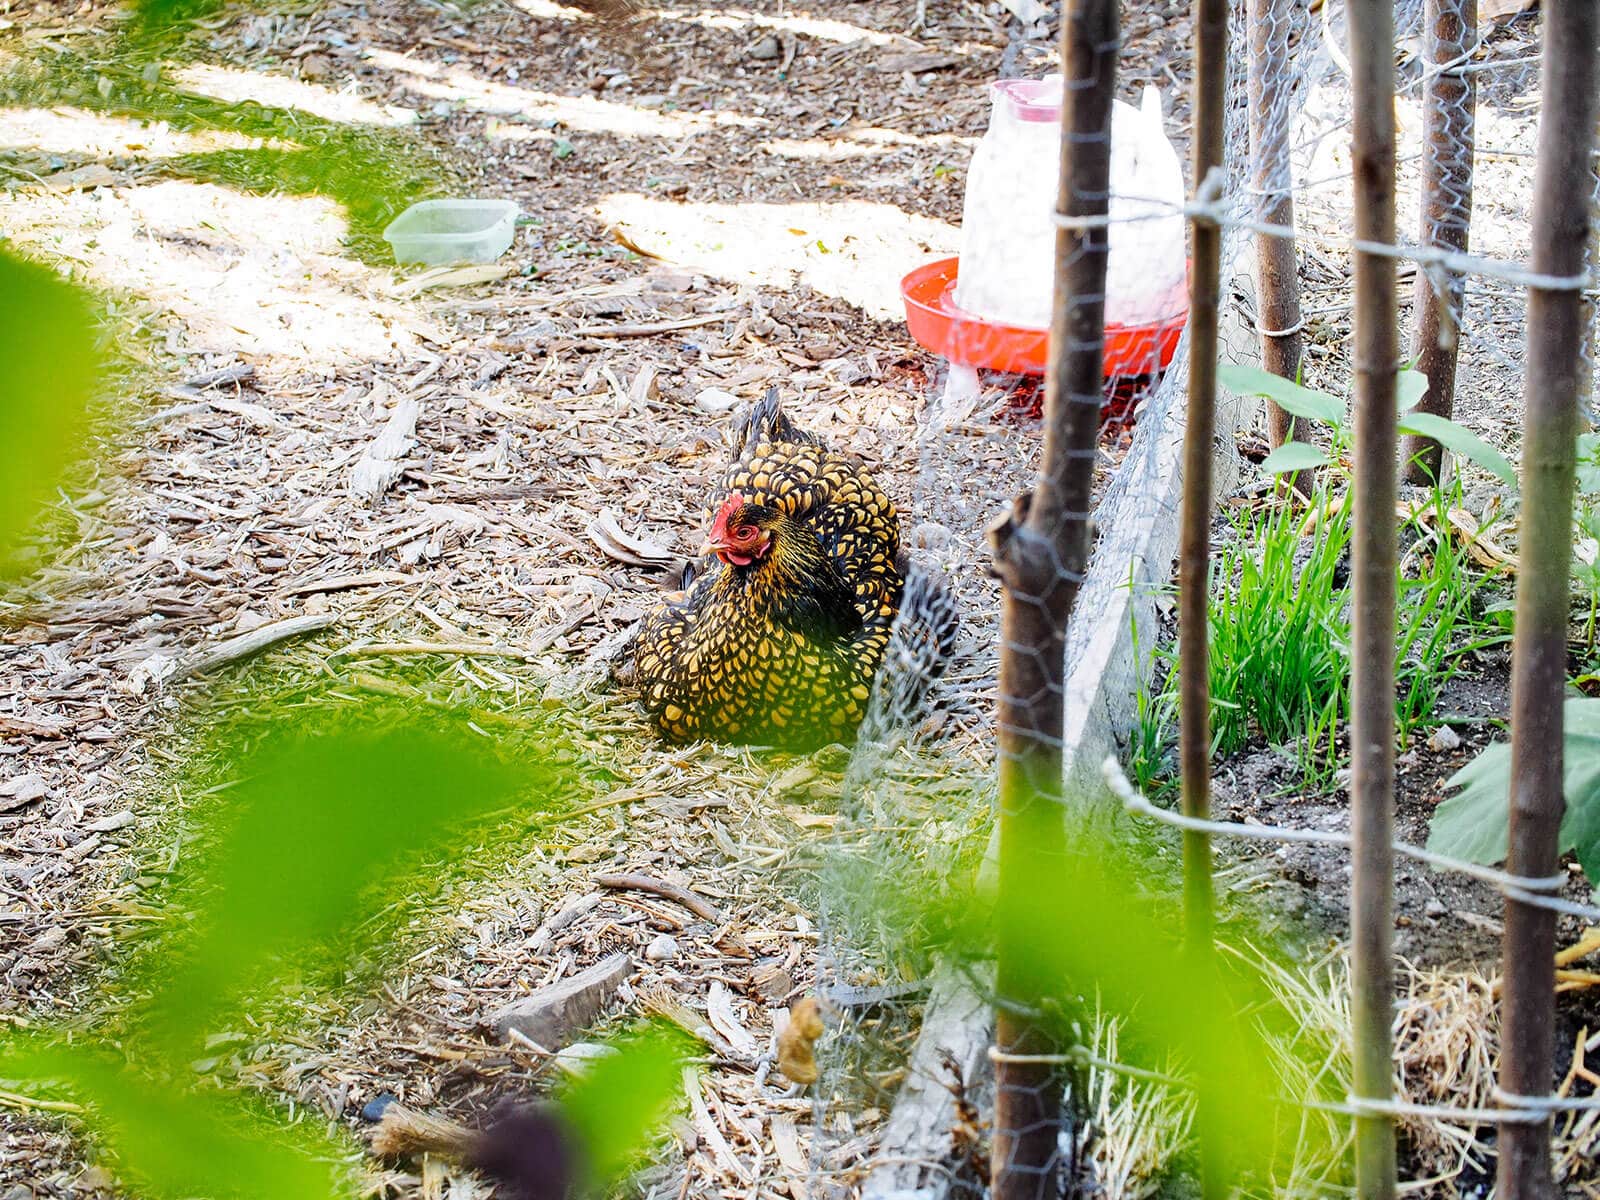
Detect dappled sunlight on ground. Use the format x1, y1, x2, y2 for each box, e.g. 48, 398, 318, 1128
0, 179, 430, 364
598, 192, 957, 318
368, 48, 764, 135
757, 137, 889, 162
170, 62, 418, 128
759, 125, 975, 161
0, 106, 282, 160
654, 6, 924, 48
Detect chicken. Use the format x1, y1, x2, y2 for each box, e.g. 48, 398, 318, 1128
633, 391, 954, 750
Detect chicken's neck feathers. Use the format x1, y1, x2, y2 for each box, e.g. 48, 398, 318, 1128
712, 517, 860, 636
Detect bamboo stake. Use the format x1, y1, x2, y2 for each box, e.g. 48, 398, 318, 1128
1181, 0, 1227, 1191
1400, 0, 1476, 484
1182, 0, 1225, 946
1246, 0, 1305, 457
1498, 5, 1600, 1195
1346, 1, 1399, 1196
988, 1, 1118, 1195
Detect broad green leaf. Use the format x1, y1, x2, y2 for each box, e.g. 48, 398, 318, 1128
1396, 369, 1429, 413
1259, 442, 1331, 475
1576, 433, 1600, 495
1426, 742, 1514, 866
1218, 364, 1344, 426
1428, 699, 1600, 880
0, 252, 102, 576
1396, 412, 1516, 486
557, 1023, 690, 1183
1561, 735, 1600, 880
0, 1038, 340, 1200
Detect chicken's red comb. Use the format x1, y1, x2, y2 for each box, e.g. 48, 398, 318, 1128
709, 491, 746, 538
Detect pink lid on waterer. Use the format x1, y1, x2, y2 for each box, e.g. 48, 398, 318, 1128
991, 75, 1064, 122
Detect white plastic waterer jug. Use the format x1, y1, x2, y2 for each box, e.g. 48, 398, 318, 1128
953, 76, 1187, 332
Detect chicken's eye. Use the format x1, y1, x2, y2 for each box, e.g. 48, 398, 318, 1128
734, 524, 759, 541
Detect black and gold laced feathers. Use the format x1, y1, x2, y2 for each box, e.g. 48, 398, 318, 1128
633, 390, 918, 749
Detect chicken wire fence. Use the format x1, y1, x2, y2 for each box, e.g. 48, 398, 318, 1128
791, 1, 1600, 1197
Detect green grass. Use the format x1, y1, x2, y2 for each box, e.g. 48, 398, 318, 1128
1210, 496, 1352, 784
1394, 486, 1511, 737
1132, 479, 1509, 796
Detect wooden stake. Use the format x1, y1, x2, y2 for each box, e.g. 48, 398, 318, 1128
1183, 0, 1226, 950
1246, 0, 1305, 461
1347, 1, 1399, 1196
1182, 0, 1228, 1190
989, 1, 1117, 1195
1400, 0, 1476, 484
1499, 4, 1600, 1195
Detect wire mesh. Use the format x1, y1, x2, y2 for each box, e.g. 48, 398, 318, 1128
795, 2, 1600, 1198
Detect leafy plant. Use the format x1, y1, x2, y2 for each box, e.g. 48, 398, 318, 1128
1129, 369, 1513, 793
1219, 363, 1516, 486
1208, 492, 1352, 787
1393, 484, 1513, 737
1427, 697, 1600, 880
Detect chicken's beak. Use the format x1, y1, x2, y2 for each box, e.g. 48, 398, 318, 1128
700, 536, 720, 557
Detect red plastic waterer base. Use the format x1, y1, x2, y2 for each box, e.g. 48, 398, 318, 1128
900, 256, 1187, 379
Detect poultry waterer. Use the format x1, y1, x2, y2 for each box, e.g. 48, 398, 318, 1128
902, 76, 1189, 378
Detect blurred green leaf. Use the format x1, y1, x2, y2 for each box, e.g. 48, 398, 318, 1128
1010, 843, 1300, 1183
1396, 412, 1516, 486
144, 707, 561, 1051
1218, 364, 1344, 426
0, 1036, 341, 1200
0, 251, 102, 576
859, 810, 1334, 1190
1259, 441, 1331, 476
557, 1023, 691, 1183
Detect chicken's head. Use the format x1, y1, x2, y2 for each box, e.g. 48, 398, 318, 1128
705, 492, 776, 567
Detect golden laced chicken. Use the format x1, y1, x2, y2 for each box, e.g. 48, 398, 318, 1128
634, 391, 956, 750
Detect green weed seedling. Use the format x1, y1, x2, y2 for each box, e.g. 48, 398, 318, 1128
1393, 482, 1513, 741
1127, 581, 1179, 800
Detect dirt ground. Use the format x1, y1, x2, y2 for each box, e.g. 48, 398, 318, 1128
0, 0, 1587, 1197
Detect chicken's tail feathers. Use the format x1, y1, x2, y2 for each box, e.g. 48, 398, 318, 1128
865, 563, 961, 738
894, 563, 962, 680
732, 387, 824, 457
